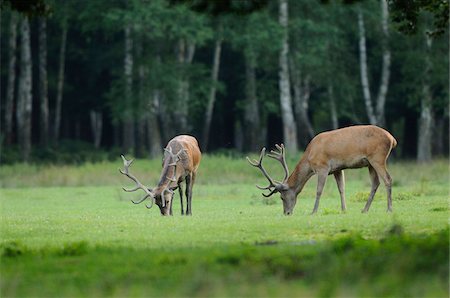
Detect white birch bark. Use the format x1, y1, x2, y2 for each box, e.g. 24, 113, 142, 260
417, 34, 433, 162
358, 9, 377, 125
358, 1, 391, 127
278, 0, 298, 153
375, 0, 391, 127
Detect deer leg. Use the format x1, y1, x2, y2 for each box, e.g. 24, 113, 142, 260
362, 165, 380, 213
185, 174, 192, 215
369, 162, 393, 212
178, 182, 184, 215
333, 170, 346, 212
312, 171, 328, 214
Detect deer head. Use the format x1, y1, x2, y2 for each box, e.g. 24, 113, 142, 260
246, 144, 297, 215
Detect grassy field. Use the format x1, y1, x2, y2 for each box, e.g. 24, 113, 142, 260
1, 155, 448, 297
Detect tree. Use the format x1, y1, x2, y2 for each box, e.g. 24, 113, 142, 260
38, 17, 49, 146
53, 20, 68, 141
16, 17, 33, 161
202, 26, 223, 151
358, 0, 391, 127
5, 12, 18, 145
122, 22, 135, 153
278, 0, 297, 152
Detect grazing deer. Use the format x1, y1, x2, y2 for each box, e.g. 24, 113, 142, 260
247, 125, 397, 215
120, 135, 201, 216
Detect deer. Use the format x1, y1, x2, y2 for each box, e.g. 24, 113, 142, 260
119, 135, 201, 216
247, 125, 397, 215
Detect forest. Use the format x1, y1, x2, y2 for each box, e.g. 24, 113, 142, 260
0, 0, 448, 163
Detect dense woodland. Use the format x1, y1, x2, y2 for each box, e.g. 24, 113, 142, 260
0, 0, 448, 164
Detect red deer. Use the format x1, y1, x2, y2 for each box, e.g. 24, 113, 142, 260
120, 135, 201, 216
247, 125, 397, 215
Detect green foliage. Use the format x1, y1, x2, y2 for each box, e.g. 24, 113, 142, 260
1, 140, 113, 165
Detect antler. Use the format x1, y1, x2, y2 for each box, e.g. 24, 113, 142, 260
119, 154, 155, 209
267, 144, 289, 183
246, 144, 290, 197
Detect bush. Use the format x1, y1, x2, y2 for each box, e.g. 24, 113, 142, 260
2, 140, 111, 165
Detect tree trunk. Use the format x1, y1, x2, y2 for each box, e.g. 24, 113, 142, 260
203, 37, 222, 151
278, 0, 298, 153
358, 9, 377, 125
122, 23, 135, 154
375, 0, 391, 127
243, 52, 261, 152
234, 120, 244, 152
291, 59, 315, 146
135, 34, 147, 158
5, 13, 18, 145
175, 39, 196, 133
16, 18, 33, 162
53, 22, 68, 141
39, 18, 49, 146
90, 111, 102, 149
328, 83, 338, 129
358, 2, 391, 127
433, 116, 444, 157
417, 34, 433, 163
147, 90, 162, 158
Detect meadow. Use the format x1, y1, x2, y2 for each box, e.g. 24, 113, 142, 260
1, 154, 448, 297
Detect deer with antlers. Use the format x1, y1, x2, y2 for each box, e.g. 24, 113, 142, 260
247, 125, 397, 215
120, 135, 201, 216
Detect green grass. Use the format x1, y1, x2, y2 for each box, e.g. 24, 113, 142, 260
0, 156, 449, 297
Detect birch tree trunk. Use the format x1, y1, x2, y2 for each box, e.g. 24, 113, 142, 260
375, 0, 391, 127
175, 39, 196, 133
278, 0, 298, 153
122, 23, 135, 153
291, 59, 315, 144
244, 51, 261, 152
358, 9, 377, 125
202, 37, 222, 151
53, 22, 68, 141
417, 34, 433, 163
5, 13, 18, 145
39, 18, 49, 146
16, 18, 33, 162
358, 1, 391, 127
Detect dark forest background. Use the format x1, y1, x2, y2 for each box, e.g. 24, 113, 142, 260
0, 0, 448, 164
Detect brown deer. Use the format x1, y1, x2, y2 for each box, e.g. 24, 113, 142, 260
247, 125, 397, 215
120, 135, 201, 216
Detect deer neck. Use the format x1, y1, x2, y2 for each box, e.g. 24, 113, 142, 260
157, 158, 177, 188
287, 157, 312, 196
